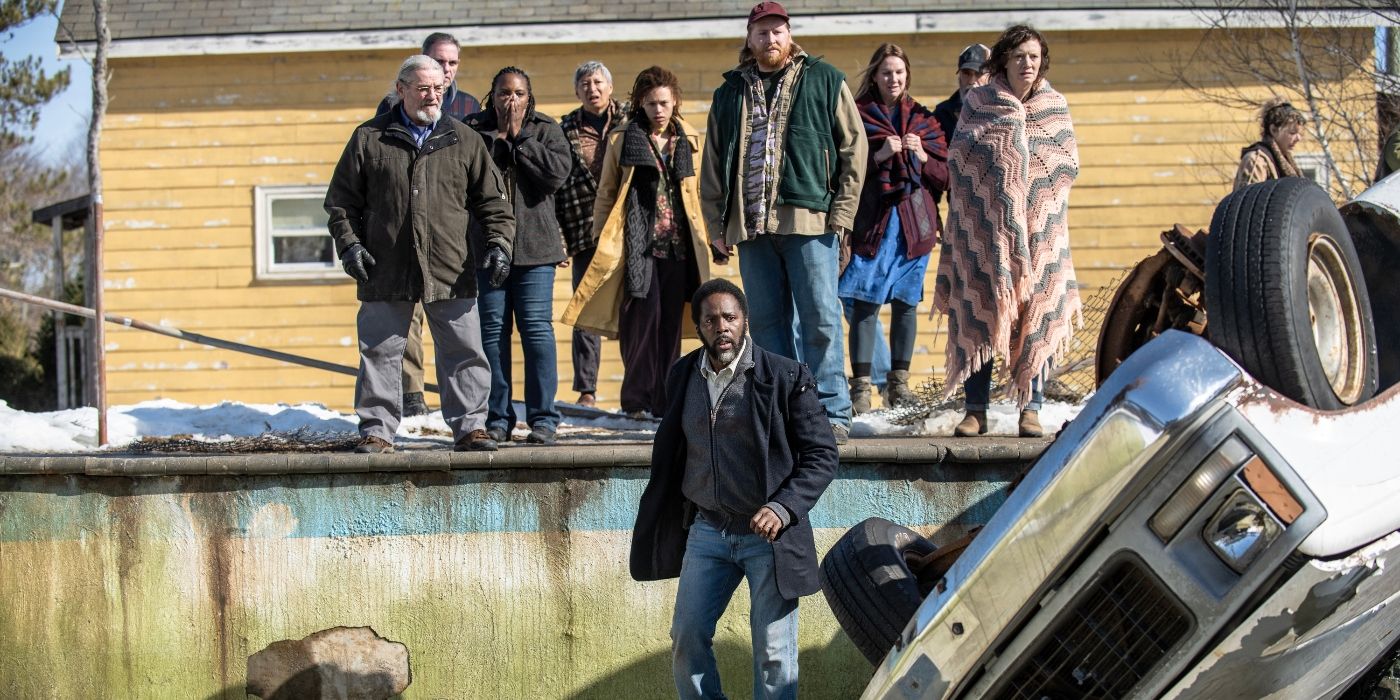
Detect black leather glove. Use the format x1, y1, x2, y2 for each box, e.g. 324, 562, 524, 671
482, 245, 511, 288
340, 243, 375, 283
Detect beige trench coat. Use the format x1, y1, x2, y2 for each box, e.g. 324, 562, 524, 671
561, 116, 711, 339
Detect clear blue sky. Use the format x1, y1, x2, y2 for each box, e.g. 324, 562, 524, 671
1, 4, 92, 164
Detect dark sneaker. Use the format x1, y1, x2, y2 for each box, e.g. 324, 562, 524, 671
831, 423, 850, 445
456, 429, 498, 452
486, 427, 510, 444
402, 392, 429, 417
354, 435, 394, 453
526, 426, 556, 445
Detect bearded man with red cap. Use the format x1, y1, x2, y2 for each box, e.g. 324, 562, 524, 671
699, 1, 867, 448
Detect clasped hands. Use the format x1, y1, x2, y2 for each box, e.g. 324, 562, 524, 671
875, 133, 928, 164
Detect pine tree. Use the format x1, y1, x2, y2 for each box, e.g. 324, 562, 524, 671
0, 0, 71, 149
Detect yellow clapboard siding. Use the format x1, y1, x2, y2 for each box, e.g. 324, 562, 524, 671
103, 306, 363, 330
101, 326, 359, 353
101, 122, 363, 150
1073, 183, 1222, 207
103, 207, 252, 230
108, 246, 252, 271
105, 228, 253, 252
105, 188, 262, 210
104, 286, 357, 312
100, 164, 335, 189
102, 144, 340, 170
109, 346, 361, 372
106, 108, 368, 130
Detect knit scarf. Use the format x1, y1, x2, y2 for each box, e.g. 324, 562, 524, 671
741, 60, 803, 239
854, 94, 946, 259
621, 118, 695, 298
933, 76, 1082, 407
1241, 139, 1302, 179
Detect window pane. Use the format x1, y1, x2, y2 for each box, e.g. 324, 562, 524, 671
270, 197, 329, 232
274, 235, 334, 264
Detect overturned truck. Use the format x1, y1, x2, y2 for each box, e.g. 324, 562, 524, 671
821, 176, 1400, 699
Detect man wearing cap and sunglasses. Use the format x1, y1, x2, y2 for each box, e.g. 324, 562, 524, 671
932, 43, 990, 176
700, 1, 867, 447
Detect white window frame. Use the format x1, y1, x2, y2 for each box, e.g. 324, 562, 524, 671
1293, 153, 1331, 191
254, 184, 338, 281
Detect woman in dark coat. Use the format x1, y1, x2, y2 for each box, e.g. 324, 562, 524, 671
841, 43, 948, 414
464, 66, 573, 445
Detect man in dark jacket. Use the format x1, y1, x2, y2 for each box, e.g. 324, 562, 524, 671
374, 32, 483, 419
699, 1, 866, 444
464, 67, 573, 445
631, 278, 838, 699
932, 44, 990, 203
326, 55, 515, 454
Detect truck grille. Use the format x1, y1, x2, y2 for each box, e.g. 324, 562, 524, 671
995, 557, 1191, 699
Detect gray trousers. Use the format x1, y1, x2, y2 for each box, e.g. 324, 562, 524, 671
354, 298, 490, 443
402, 304, 426, 395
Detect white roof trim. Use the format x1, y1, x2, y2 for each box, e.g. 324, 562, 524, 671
59, 8, 1377, 60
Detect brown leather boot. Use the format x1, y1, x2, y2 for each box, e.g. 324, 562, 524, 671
849, 376, 873, 415
954, 410, 987, 437
1019, 410, 1044, 437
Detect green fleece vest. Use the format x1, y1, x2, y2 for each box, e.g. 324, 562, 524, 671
710, 56, 845, 229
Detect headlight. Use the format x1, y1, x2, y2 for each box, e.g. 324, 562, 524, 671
1204, 488, 1282, 573
1149, 436, 1253, 541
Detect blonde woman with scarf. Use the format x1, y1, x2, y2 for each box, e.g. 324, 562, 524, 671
843, 43, 948, 414
933, 24, 1081, 438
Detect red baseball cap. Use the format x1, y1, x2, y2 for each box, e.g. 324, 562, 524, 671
748, 1, 790, 26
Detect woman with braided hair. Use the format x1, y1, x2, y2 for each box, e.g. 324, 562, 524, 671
464, 66, 573, 445
1233, 98, 1308, 191
933, 24, 1081, 438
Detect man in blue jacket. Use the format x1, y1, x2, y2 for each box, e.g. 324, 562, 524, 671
631, 278, 838, 699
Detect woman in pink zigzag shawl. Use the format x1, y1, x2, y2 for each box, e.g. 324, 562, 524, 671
932, 24, 1082, 438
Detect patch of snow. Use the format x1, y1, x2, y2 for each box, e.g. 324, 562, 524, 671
0, 397, 1088, 453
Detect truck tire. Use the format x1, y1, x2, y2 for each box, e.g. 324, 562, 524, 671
1206, 177, 1378, 409
819, 517, 937, 665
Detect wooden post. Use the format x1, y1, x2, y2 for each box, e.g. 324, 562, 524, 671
89, 0, 110, 446
51, 215, 68, 409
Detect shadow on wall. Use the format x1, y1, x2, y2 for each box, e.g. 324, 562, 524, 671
202, 676, 405, 700
568, 632, 871, 700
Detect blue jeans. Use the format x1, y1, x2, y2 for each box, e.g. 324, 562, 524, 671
672, 519, 799, 700
964, 360, 1045, 412
738, 233, 851, 427
476, 264, 560, 434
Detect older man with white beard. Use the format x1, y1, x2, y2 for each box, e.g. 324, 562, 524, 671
326, 55, 516, 453
699, 1, 866, 444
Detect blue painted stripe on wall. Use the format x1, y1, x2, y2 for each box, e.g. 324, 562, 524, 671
0, 464, 1015, 542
